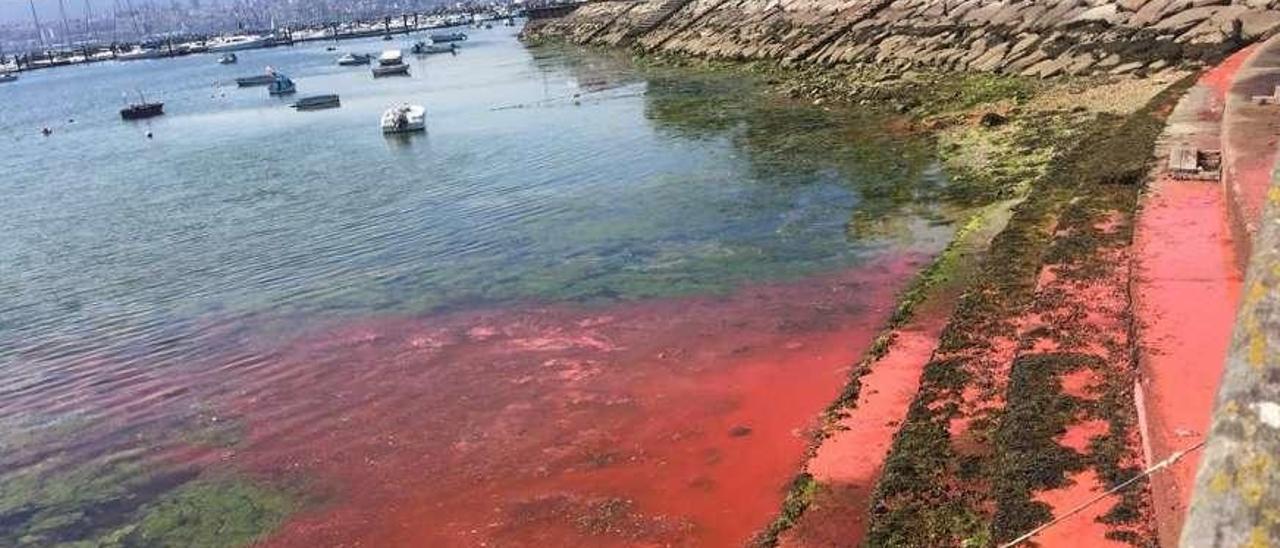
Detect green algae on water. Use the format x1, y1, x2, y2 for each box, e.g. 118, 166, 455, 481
1, 452, 293, 548
110, 479, 293, 548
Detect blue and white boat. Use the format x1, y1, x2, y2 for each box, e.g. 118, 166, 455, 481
268, 73, 296, 96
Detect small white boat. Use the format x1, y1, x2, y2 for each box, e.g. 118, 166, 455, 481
381, 104, 426, 133
377, 49, 403, 65
207, 35, 273, 52
116, 47, 165, 61
0, 72, 17, 83
218, 53, 237, 64
372, 49, 409, 77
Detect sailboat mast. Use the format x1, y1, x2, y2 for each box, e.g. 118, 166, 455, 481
57, 0, 72, 45
124, 0, 141, 36
84, 0, 94, 40
30, 0, 46, 49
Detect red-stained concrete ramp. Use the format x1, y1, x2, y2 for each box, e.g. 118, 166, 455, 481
1133, 47, 1258, 546
1223, 40, 1280, 261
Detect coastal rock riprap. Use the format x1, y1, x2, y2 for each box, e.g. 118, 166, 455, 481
524, 0, 1280, 76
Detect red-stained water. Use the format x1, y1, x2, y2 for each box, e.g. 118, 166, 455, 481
159, 254, 933, 547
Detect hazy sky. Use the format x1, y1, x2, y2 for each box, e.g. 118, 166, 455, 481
0, 0, 215, 25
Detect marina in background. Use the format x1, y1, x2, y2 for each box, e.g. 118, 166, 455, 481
0, 3, 531, 74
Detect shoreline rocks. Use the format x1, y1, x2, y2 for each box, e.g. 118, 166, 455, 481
524, 0, 1280, 77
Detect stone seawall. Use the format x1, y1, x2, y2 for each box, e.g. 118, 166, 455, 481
524, 0, 1280, 76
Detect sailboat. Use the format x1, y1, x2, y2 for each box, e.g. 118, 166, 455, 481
120, 90, 164, 120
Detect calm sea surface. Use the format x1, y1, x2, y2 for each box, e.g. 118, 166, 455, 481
0, 25, 956, 546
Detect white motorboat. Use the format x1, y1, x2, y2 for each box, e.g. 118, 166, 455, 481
377, 49, 403, 65
207, 35, 273, 52
372, 49, 409, 77
381, 104, 426, 133
0, 72, 17, 83
218, 53, 238, 64
116, 47, 166, 61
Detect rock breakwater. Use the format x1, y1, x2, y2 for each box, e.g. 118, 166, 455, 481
525, 0, 1280, 77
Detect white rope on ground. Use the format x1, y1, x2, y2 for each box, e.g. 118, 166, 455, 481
998, 439, 1208, 548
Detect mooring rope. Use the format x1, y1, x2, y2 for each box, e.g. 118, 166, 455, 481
998, 439, 1208, 548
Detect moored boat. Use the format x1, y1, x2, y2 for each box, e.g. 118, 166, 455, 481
372, 50, 409, 77
380, 104, 426, 133
116, 47, 165, 61
235, 73, 276, 86
378, 49, 403, 65
429, 31, 468, 43
207, 35, 273, 52
337, 53, 372, 66
372, 63, 410, 77
268, 73, 296, 96
412, 41, 457, 55
0, 72, 17, 83
120, 92, 164, 120
218, 53, 237, 64
291, 94, 340, 110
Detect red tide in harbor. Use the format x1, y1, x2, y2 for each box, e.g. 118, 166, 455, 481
196, 254, 933, 546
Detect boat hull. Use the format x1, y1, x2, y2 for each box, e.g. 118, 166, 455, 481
235, 75, 275, 86
120, 103, 164, 120
208, 38, 274, 52
337, 55, 371, 66
413, 43, 457, 55
430, 32, 468, 43
372, 64, 409, 77
292, 95, 340, 110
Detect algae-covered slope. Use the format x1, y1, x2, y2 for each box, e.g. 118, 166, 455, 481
860, 74, 1195, 548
